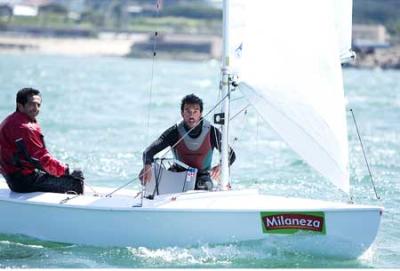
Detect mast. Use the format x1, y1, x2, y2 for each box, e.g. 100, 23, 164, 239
219, 0, 231, 189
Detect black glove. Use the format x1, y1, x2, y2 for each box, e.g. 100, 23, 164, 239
70, 169, 85, 181
64, 166, 70, 176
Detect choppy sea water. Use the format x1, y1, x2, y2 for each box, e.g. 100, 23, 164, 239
0, 52, 399, 268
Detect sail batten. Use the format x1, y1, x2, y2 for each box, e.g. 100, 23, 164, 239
229, 0, 352, 193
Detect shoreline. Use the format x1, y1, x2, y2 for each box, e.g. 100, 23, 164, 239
1, 34, 400, 69
0, 34, 147, 57
351, 45, 400, 69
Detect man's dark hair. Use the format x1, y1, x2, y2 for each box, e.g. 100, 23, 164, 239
181, 94, 203, 113
16, 88, 41, 111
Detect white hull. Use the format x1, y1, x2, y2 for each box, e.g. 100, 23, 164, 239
0, 181, 382, 258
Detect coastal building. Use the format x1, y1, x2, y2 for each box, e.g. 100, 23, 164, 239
352, 24, 390, 51
351, 24, 400, 69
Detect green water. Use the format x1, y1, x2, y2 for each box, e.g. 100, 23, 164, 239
0, 53, 399, 268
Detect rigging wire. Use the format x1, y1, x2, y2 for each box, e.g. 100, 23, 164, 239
226, 103, 249, 166
230, 103, 250, 121
349, 108, 380, 200
144, 0, 161, 156
84, 182, 99, 196
108, 0, 163, 204
136, 0, 162, 206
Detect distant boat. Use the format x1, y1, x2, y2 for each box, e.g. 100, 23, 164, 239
0, 0, 382, 259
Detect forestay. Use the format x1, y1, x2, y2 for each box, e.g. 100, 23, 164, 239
229, 0, 351, 193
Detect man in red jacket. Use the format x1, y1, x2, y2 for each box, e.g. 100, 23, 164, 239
0, 88, 84, 194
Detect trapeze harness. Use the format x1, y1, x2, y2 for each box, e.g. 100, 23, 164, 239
173, 120, 213, 174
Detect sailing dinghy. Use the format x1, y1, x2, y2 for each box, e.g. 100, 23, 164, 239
0, 0, 382, 259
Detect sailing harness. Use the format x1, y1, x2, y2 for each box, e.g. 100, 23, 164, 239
174, 120, 213, 171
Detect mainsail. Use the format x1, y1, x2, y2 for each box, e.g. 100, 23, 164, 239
229, 0, 351, 193
333, 0, 354, 62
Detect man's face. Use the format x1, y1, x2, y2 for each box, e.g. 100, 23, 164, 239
181, 103, 202, 129
18, 95, 41, 121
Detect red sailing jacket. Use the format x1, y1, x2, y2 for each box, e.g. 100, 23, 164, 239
0, 111, 67, 177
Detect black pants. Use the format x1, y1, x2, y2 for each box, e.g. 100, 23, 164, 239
195, 173, 213, 191
3, 171, 84, 194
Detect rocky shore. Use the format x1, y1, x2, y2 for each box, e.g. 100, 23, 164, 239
350, 45, 400, 69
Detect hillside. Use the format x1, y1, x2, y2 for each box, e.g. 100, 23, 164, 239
353, 0, 400, 36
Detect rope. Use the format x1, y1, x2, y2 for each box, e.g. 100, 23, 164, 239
59, 193, 80, 204
230, 103, 250, 121
145, 0, 161, 133
84, 182, 99, 196
144, 0, 161, 157
149, 158, 166, 199
349, 109, 380, 200
106, 0, 162, 202
136, 0, 162, 206
105, 176, 141, 197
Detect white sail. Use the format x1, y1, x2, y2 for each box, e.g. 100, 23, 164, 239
227, 0, 246, 74
229, 0, 354, 66
230, 0, 350, 193
333, 0, 355, 62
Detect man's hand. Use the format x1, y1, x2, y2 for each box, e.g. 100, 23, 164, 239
139, 164, 152, 185
64, 166, 84, 181
210, 164, 221, 181
71, 169, 85, 181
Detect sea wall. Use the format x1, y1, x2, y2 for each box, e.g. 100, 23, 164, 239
349, 45, 400, 69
